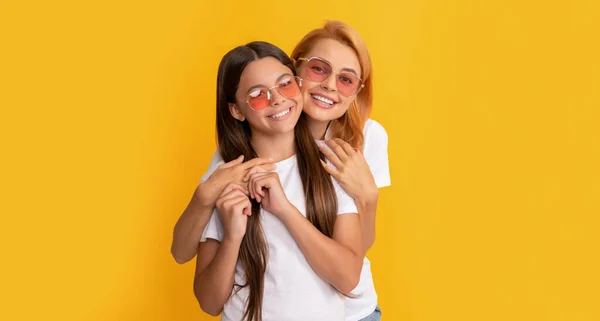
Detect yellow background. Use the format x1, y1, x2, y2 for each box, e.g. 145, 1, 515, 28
1, 1, 599, 320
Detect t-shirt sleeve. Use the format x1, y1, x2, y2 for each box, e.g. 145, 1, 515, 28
200, 150, 225, 183
332, 178, 358, 215
200, 209, 225, 242
363, 119, 391, 188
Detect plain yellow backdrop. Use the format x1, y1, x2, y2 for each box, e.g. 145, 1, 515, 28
1, 1, 599, 320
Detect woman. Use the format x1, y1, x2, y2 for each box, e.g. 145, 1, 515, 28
193, 41, 362, 321
292, 21, 390, 321
172, 21, 390, 321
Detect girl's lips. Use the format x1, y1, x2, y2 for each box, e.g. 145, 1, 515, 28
267, 106, 294, 121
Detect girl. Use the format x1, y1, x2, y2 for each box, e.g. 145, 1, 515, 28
193, 41, 362, 321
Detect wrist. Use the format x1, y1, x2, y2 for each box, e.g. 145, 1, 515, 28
279, 203, 301, 225
195, 183, 216, 209
223, 234, 244, 246
356, 188, 378, 210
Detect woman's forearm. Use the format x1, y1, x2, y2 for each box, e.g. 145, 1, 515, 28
281, 208, 363, 294
171, 186, 215, 264
356, 190, 379, 256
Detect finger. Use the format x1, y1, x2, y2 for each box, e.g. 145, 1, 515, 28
219, 190, 249, 206
252, 173, 278, 198
243, 165, 269, 183
243, 203, 252, 216
224, 195, 251, 214
319, 144, 344, 169
220, 155, 244, 169
326, 139, 349, 162
320, 159, 341, 178
355, 148, 365, 159
252, 177, 265, 202
240, 157, 275, 171
260, 163, 277, 172
218, 183, 236, 199
233, 197, 252, 215
334, 138, 356, 156
219, 182, 248, 198
248, 172, 255, 199
249, 172, 272, 197
228, 183, 249, 196
248, 172, 270, 199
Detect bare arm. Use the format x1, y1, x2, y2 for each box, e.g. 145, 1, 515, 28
170, 156, 274, 264
355, 190, 379, 255
247, 171, 363, 294
281, 209, 363, 294
193, 239, 240, 316
193, 187, 251, 315
171, 186, 216, 264
320, 139, 381, 255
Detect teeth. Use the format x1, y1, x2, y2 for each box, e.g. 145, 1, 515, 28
268, 108, 291, 118
312, 94, 334, 105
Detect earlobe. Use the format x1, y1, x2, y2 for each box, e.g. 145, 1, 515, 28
228, 103, 246, 122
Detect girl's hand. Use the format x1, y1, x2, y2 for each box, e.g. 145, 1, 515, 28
215, 183, 253, 242
247, 170, 294, 218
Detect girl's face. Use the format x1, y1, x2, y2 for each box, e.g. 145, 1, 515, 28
297, 38, 363, 123
230, 57, 303, 136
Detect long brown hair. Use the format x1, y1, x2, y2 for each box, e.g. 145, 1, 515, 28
215, 41, 338, 321
291, 20, 373, 150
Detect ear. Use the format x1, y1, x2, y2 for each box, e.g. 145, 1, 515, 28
228, 103, 246, 122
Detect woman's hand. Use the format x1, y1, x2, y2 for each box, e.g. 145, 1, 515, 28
197, 155, 275, 208
319, 138, 378, 203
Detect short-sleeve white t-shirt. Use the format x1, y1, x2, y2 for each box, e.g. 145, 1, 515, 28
199, 118, 390, 321
321, 118, 391, 321
200, 154, 358, 321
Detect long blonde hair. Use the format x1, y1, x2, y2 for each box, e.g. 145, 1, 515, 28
291, 20, 373, 150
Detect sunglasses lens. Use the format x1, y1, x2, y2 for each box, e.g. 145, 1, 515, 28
336, 73, 362, 96
247, 88, 270, 110
305, 59, 332, 82
277, 76, 301, 98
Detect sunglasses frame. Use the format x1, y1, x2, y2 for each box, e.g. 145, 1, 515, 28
296, 56, 365, 96
243, 76, 303, 111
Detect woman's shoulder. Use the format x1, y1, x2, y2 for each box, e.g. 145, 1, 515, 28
363, 118, 388, 144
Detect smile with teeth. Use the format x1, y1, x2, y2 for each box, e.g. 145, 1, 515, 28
311, 94, 335, 105
268, 107, 292, 118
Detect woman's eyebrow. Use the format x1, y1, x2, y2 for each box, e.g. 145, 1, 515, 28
341, 67, 359, 75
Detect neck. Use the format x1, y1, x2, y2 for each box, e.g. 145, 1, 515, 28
250, 130, 296, 162
307, 119, 330, 140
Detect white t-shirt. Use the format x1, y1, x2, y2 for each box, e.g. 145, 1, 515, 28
324, 118, 391, 321
200, 118, 391, 321
200, 154, 358, 321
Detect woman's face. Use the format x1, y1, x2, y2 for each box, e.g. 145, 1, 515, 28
297, 38, 363, 123
231, 57, 303, 136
